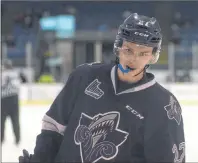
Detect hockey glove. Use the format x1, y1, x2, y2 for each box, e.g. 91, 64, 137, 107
19, 149, 32, 163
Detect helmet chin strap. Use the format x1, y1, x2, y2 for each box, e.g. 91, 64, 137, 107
133, 65, 149, 76
118, 64, 149, 76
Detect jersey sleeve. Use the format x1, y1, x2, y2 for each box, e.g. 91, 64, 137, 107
42, 70, 82, 135
144, 95, 185, 163
32, 67, 85, 162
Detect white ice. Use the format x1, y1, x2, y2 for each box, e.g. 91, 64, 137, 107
2, 104, 198, 162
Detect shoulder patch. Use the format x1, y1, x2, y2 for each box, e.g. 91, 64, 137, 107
164, 96, 182, 125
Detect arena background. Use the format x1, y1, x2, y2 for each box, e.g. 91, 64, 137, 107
1, 1, 198, 162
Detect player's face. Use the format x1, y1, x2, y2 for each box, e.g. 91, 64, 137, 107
119, 41, 154, 70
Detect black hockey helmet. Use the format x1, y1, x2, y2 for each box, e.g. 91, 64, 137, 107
114, 13, 162, 64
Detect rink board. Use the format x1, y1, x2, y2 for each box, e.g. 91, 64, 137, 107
19, 83, 198, 107
20, 99, 198, 106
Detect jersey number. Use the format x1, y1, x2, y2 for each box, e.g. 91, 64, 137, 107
172, 142, 185, 163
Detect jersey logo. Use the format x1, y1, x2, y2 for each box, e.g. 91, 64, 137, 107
134, 32, 149, 38
125, 105, 144, 120
164, 96, 182, 125
74, 111, 129, 163
85, 79, 104, 99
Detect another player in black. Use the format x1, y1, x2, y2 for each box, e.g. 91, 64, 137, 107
19, 13, 185, 163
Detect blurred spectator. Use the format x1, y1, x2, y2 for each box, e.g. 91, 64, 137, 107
65, 5, 77, 15
35, 40, 52, 81
170, 24, 181, 44
14, 13, 25, 25
182, 19, 193, 29
170, 12, 183, 44
23, 9, 34, 29
173, 12, 183, 27
24, 14, 33, 29
34, 8, 43, 20
6, 35, 16, 47
42, 10, 51, 17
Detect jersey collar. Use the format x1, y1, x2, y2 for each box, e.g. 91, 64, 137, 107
110, 65, 156, 95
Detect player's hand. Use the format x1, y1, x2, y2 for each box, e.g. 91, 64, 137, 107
19, 149, 32, 163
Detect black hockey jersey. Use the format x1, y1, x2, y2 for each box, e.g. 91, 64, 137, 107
33, 63, 185, 163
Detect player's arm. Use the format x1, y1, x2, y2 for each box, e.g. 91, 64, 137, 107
144, 97, 185, 163
19, 69, 83, 163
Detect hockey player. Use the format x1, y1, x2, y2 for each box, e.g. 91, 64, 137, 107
19, 13, 185, 163
1, 59, 21, 145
